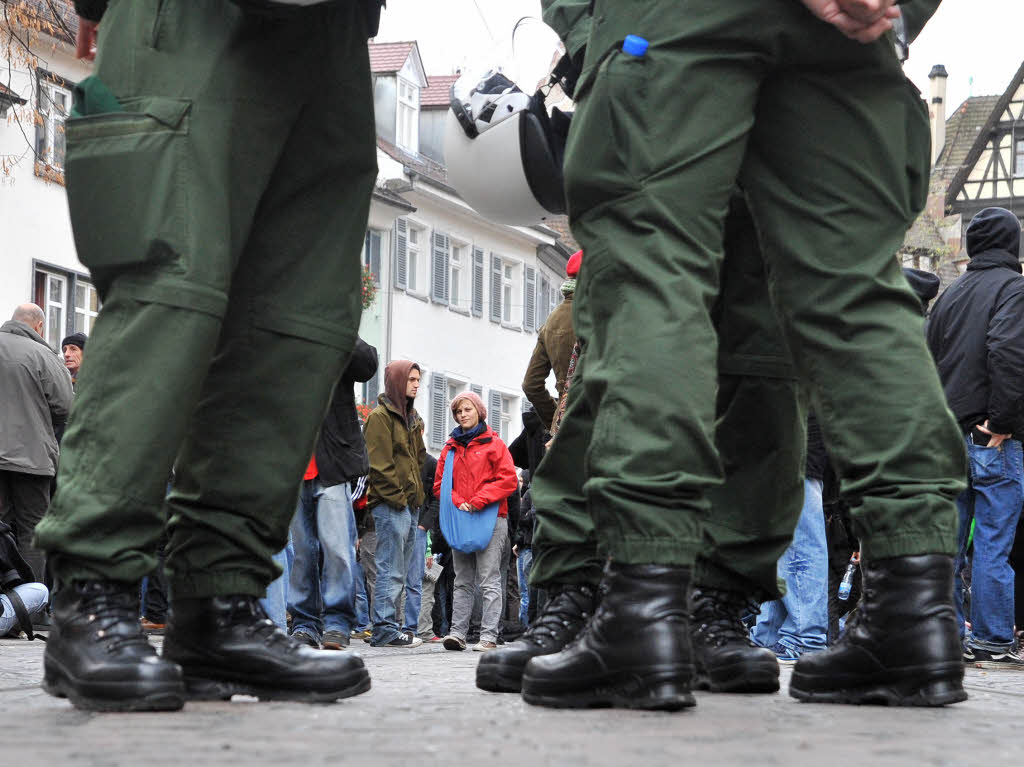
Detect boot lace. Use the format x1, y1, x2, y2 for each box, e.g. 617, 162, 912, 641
521, 584, 597, 647
691, 587, 758, 649
226, 596, 301, 651
78, 584, 152, 653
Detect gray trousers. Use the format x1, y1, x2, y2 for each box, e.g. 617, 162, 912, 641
417, 572, 437, 639
451, 516, 507, 643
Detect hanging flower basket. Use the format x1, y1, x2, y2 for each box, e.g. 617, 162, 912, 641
361, 265, 378, 310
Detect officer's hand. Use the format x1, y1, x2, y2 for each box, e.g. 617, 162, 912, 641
978, 420, 1011, 449
76, 18, 99, 61
799, 0, 900, 43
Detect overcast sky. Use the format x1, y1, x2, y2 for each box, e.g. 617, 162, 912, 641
377, 0, 1024, 111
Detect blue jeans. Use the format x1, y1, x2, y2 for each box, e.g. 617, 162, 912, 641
262, 540, 293, 629
288, 479, 360, 639
751, 478, 828, 655
956, 436, 1024, 651
0, 582, 49, 636
353, 558, 370, 630
517, 547, 534, 627
402, 525, 428, 634
370, 504, 418, 645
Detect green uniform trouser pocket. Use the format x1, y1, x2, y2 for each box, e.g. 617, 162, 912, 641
65, 96, 191, 273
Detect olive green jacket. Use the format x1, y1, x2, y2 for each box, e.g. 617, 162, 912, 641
522, 293, 575, 430
364, 394, 426, 511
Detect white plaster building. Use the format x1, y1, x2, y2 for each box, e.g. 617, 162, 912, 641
366, 41, 575, 453
1, 5, 93, 349
0, 18, 577, 455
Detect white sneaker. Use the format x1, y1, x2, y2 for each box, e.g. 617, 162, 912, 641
472, 641, 497, 652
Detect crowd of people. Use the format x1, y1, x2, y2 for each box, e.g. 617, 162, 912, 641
3, 0, 1023, 717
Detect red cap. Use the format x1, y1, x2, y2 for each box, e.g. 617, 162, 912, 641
566, 250, 582, 277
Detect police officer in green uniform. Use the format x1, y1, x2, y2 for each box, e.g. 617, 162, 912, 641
479, 0, 967, 711
33, 0, 381, 711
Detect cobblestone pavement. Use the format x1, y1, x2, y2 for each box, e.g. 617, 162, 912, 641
3, 634, 1024, 765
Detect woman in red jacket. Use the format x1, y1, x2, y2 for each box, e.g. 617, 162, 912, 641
434, 391, 518, 652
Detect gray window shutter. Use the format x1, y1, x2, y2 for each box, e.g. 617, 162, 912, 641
470, 383, 483, 397
489, 390, 503, 429
490, 254, 503, 323
431, 231, 449, 304
393, 218, 408, 290
430, 371, 448, 448
365, 230, 382, 285
471, 247, 485, 317
523, 265, 537, 332
539, 274, 550, 326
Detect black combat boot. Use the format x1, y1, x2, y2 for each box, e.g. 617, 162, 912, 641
43, 580, 185, 712
790, 554, 967, 706
162, 595, 370, 702
690, 586, 780, 693
521, 563, 695, 711
476, 583, 599, 692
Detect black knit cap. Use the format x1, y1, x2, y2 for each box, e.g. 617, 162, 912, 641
61, 332, 87, 351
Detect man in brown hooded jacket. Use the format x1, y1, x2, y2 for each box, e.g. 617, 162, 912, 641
363, 360, 427, 647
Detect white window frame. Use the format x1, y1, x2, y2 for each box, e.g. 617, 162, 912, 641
73, 280, 100, 335
396, 76, 420, 153
498, 393, 517, 443
37, 77, 71, 170
501, 260, 522, 327
43, 271, 67, 346
446, 377, 468, 433
406, 223, 426, 296
1015, 138, 1024, 178
449, 240, 470, 312
364, 229, 383, 286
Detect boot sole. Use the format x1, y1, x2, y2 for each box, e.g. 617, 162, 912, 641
476, 659, 526, 693
694, 658, 780, 694
522, 669, 696, 711
182, 667, 371, 703
789, 676, 967, 707
43, 668, 185, 712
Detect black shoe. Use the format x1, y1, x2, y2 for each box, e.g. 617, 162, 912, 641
162, 595, 370, 702
383, 632, 423, 648
690, 587, 779, 693
966, 647, 1024, 670
789, 554, 967, 706
290, 629, 320, 649
42, 581, 185, 712
521, 563, 695, 711
476, 583, 598, 693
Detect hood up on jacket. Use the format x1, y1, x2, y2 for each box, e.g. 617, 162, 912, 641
382, 359, 419, 424
967, 207, 1022, 263
902, 267, 940, 313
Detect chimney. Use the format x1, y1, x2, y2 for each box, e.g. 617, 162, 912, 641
928, 64, 948, 165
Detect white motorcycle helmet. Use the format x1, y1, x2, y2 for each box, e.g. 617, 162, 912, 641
445, 69, 570, 226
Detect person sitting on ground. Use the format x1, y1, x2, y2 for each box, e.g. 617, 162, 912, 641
436, 392, 517, 652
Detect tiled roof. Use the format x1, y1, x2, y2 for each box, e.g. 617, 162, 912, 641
934, 95, 1000, 183
422, 74, 459, 108
0, 82, 26, 103
902, 211, 947, 253
368, 41, 415, 74
378, 135, 452, 190
372, 183, 416, 212
542, 215, 579, 253
9, 0, 78, 43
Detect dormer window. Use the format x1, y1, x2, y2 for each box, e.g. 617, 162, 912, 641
397, 77, 419, 152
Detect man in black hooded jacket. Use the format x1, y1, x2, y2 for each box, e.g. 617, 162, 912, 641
927, 206, 1024, 669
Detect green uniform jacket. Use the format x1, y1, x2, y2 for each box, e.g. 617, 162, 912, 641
364, 394, 427, 512
522, 293, 575, 430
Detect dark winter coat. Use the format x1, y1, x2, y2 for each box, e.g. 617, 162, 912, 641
419, 454, 440, 532
515, 488, 536, 550
434, 424, 518, 519
926, 207, 1024, 436
315, 338, 378, 488
507, 408, 549, 476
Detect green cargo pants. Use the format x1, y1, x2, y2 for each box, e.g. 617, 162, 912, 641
33, 0, 377, 599
530, 0, 966, 596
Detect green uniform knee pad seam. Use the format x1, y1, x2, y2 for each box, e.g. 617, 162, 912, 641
122, 276, 228, 318
250, 305, 358, 350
